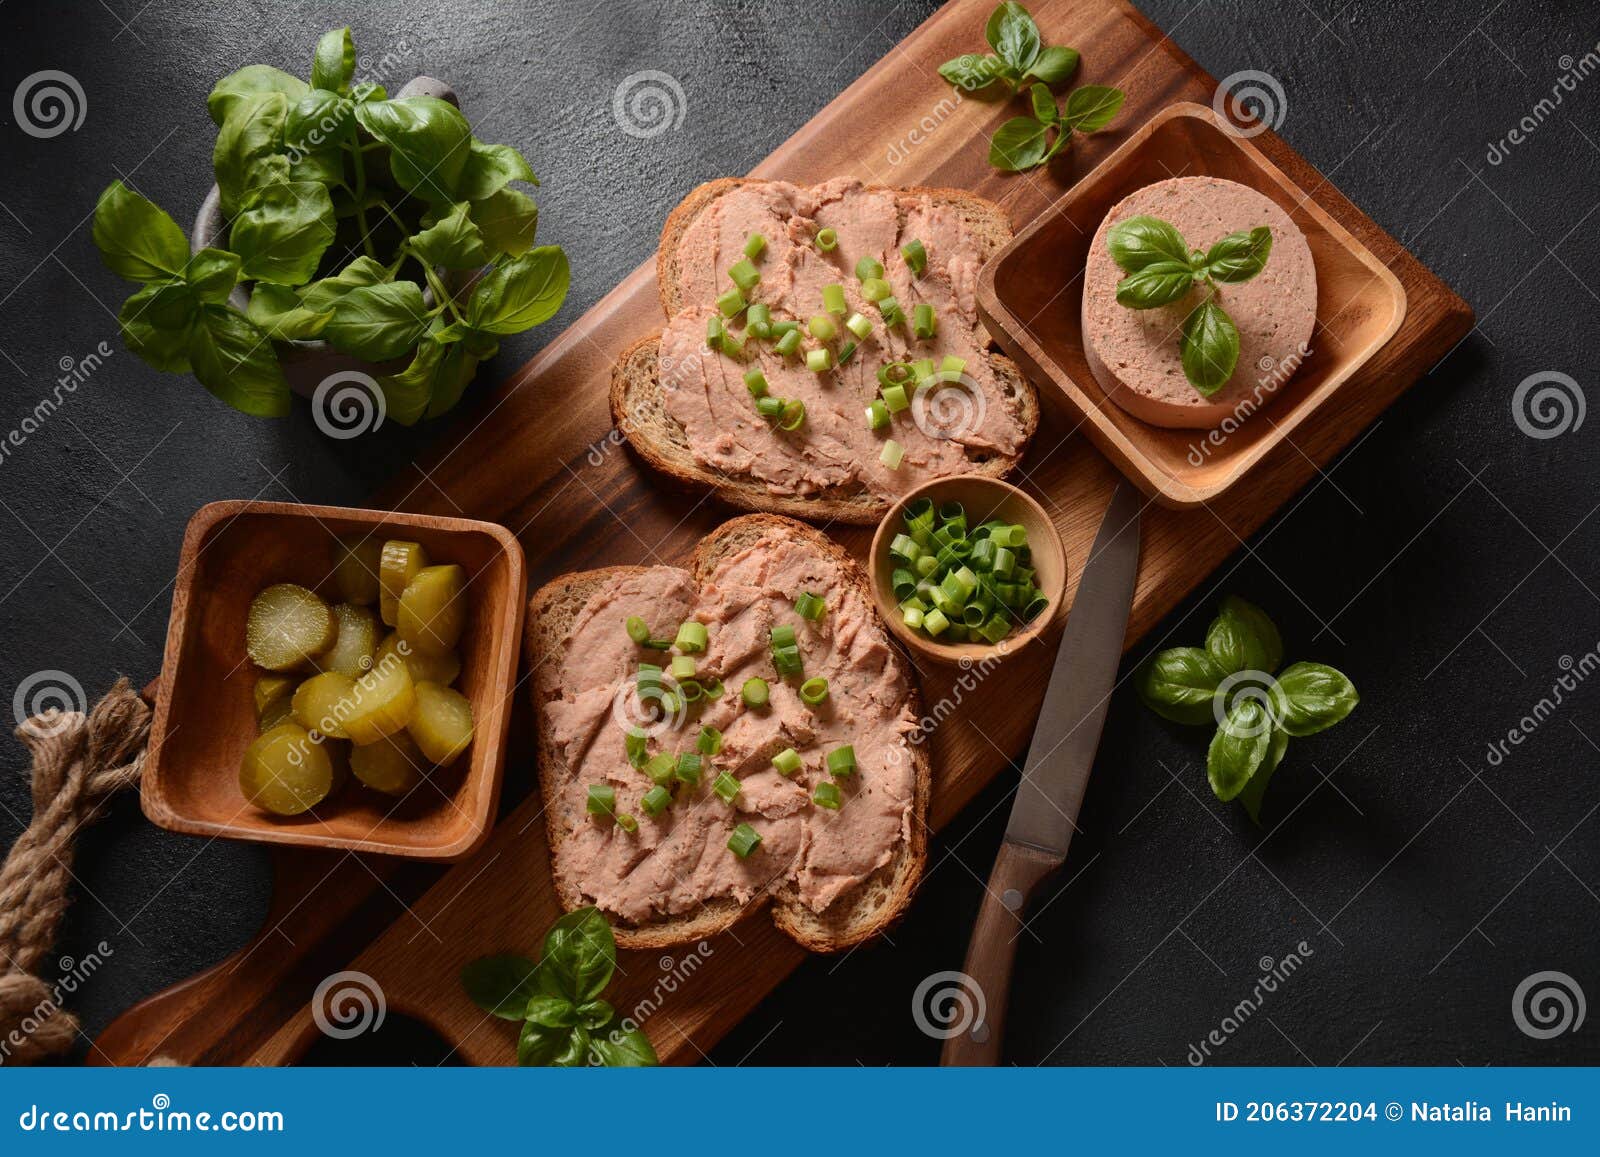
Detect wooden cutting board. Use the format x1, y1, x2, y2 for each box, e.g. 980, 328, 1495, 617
93, 0, 1471, 1067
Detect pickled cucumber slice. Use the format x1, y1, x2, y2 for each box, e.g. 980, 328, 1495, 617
375, 631, 461, 686
292, 671, 357, 739
324, 738, 352, 798
334, 534, 384, 606
342, 654, 416, 744
246, 584, 336, 671
378, 540, 430, 627
397, 564, 467, 655
319, 603, 380, 677
239, 723, 333, 816
258, 695, 296, 732
350, 730, 428, 796
253, 672, 296, 717
408, 681, 474, 766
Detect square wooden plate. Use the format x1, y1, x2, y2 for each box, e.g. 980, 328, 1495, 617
977, 101, 1408, 508
142, 500, 527, 861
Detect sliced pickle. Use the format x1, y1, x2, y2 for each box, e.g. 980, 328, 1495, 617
375, 631, 462, 687
239, 723, 333, 816
407, 681, 474, 766
350, 730, 428, 796
258, 695, 296, 732
397, 564, 467, 655
319, 603, 380, 677
253, 671, 296, 717
342, 655, 416, 744
324, 738, 352, 798
334, 534, 384, 606
292, 671, 357, 739
246, 584, 336, 671
378, 540, 430, 627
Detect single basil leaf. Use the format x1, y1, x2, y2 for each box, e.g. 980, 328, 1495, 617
323, 280, 429, 361
408, 201, 490, 269
575, 999, 614, 1031
355, 96, 472, 203
460, 954, 539, 1020
988, 116, 1049, 171
1237, 726, 1289, 824
1210, 596, 1283, 675
1205, 225, 1273, 283
1272, 662, 1358, 737
1136, 646, 1224, 726
425, 344, 481, 418
516, 1019, 570, 1067
118, 281, 197, 372
1106, 215, 1190, 273
986, 1, 1041, 72
214, 92, 288, 216
524, 994, 579, 1029
183, 248, 240, 303
469, 188, 538, 256
311, 27, 356, 93
245, 282, 332, 341
937, 53, 1011, 96
590, 1018, 659, 1067
1207, 699, 1272, 802
465, 246, 570, 335
1180, 298, 1240, 395
207, 64, 307, 127
376, 336, 443, 425
536, 906, 615, 1004
299, 255, 389, 313
1024, 44, 1080, 85
229, 181, 337, 286
285, 90, 353, 155
92, 181, 189, 282
187, 305, 290, 417
1114, 261, 1193, 310
455, 141, 537, 202
1061, 84, 1125, 133
1028, 82, 1056, 124
552, 1025, 592, 1068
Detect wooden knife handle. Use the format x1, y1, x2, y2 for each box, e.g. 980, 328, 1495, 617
939, 840, 1060, 1066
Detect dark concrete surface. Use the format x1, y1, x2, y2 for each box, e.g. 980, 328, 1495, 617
1, 0, 1596, 1066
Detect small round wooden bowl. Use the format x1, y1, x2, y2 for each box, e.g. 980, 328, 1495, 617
869, 475, 1068, 668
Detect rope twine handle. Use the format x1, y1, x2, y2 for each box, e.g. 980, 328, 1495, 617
0, 678, 149, 1065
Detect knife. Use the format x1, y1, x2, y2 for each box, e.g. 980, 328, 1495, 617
939, 482, 1143, 1065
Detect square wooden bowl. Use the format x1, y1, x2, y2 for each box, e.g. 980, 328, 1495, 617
977, 101, 1407, 508
142, 500, 526, 861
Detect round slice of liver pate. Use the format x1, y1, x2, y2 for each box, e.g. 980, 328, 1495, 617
1081, 176, 1317, 429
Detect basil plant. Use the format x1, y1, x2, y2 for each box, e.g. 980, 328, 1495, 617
91, 27, 568, 422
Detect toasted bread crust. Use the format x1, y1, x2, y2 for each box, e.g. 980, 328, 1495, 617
527, 515, 930, 952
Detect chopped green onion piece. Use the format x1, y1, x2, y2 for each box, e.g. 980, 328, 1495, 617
805, 348, 832, 374
769, 320, 800, 337
770, 622, 795, 648
901, 238, 927, 276
888, 533, 923, 563
838, 340, 858, 365
913, 302, 937, 339
774, 328, 802, 357
744, 368, 769, 398
812, 781, 842, 809
644, 637, 674, 650
845, 312, 873, 340
915, 553, 938, 577
903, 606, 925, 629
891, 568, 917, 601
808, 314, 838, 342
772, 642, 803, 677
742, 677, 769, 707
641, 785, 672, 815
794, 591, 827, 620
747, 302, 772, 339
865, 399, 890, 430
1023, 591, 1050, 621
675, 621, 708, 653
815, 227, 838, 251
678, 679, 703, 703
799, 677, 829, 706
923, 607, 950, 636
625, 615, 650, 644
703, 677, 725, 700
940, 569, 970, 604
729, 258, 760, 293
855, 255, 884, 280
675, 751, 703, 786
970, 538, 996, 569
880, 439, 904, 470
822, 284, 847, 316
861, 276, 891, 303
706, 314, 724, 349
697, 725, 723, 756
745, 233, 767, 260
990, 524, 1028, 548
962, 603, 988, 628
945, 622, 970, 643
728, 822, 762, 857
587, 784, 616, 816
881, 383, 909, 412
979, 614, 1013, 644
877, 361, 913, 387
900, 594, 928, 614
716, 287, 745, 317
644, 753, 677, 787
756, 395, 784, 419
713, 772, 741, 804
878, 295, 905, 327
670, 655, 697, 681
992, 545, 1016, 578
941, 355, 966, 375
825, 745, 857, 778
616, 812, 639, 833
772, 747, 802, 776
624, 728, 648, 768
779, 399, 806, 430
911, 357, 935, 382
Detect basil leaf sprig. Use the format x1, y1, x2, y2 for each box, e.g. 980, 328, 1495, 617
461, 907, 659, 1067
1105, 214, 1272, 395
1135, 596, 1357, 822
940, 3, 1126, 173
91, 26, 566, 424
